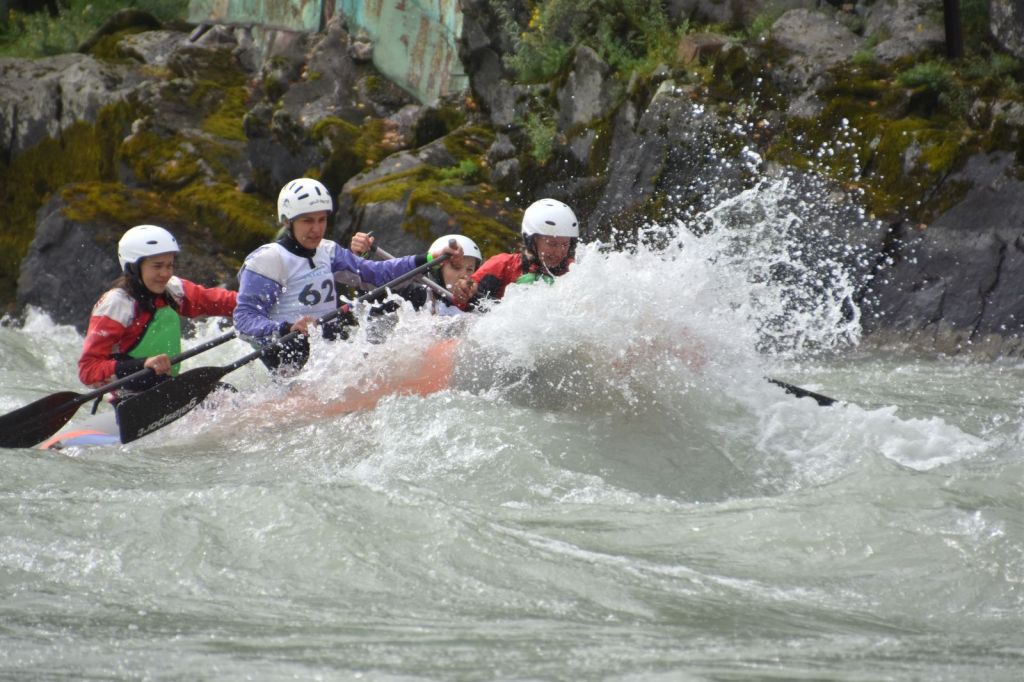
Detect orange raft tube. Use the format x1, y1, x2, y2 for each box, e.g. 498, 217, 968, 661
39, 338, 461, 450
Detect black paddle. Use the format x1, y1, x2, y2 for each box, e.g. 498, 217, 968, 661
115, 254, 452, 444
767, 378, 837, 407
0, 330, 239, 449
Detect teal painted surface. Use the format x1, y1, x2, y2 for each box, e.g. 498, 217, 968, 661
335, 0, 466, 103
187, 0, 466, 103
188, 0, 323, 33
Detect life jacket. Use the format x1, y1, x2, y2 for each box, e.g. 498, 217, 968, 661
514, 272, 554, 286
126, 305, 183, 375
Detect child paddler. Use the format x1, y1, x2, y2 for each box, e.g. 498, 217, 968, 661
78, 225, 237, 401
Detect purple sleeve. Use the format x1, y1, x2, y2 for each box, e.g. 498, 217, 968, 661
233, 269, 283, 341
331, 249, 422, 287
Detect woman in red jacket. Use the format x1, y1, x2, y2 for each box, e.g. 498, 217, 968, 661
78, 224, 237, 401
450, 198, 579, 306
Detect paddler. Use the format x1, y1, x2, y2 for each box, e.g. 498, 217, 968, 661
449, 198, 579, 306
78, 225, 238, 401
350, 232, 484, 317
233, 178, 465, 373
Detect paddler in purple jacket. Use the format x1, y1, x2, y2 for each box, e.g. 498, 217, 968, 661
233, 177, 463, 373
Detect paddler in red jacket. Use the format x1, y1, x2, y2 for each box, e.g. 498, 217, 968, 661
78, 225, 237, 400
449, 198, 579, 307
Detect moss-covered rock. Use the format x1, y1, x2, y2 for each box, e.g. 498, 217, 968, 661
0, 100, 142, 308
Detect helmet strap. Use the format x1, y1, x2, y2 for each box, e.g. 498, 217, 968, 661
522, 235, 573, 277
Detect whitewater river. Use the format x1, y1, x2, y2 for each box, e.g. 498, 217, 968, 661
2, 189, 1022, 680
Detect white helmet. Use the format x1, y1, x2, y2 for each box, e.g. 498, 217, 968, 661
521, 199, 579, 238
118, 225, 180, 272
277, 178, 333, 224
429, 234, 483, 264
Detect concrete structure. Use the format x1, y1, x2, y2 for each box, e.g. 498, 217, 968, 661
187, 0, 467, 104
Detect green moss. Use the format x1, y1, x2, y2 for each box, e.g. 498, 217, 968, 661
442, 126, 493, 159
169, 46, 247, 88
175, 182, 276, 258
202, 85, 249, 141
413, 106, 467, 147
347, 163, 519, 258
438, 159, 482, 183
407, 186, 520, 256
60, 181, 186, 226
312, 118, 363, 192
0, 100, 140, 304
120, 130, 202, 188
584, 116, 615, 177
84, 26, 156, 63
348, 167, 429, 206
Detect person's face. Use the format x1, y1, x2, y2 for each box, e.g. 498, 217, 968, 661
440, 257, 478, 287
291, 211, 330, 250
139, 253, 175, 295
533, 235, 571, 268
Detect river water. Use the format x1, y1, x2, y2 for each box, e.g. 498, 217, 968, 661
1, 177, 1022, 680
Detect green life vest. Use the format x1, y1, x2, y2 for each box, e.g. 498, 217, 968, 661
514, 272, 554, 286
128, 306, 183, 375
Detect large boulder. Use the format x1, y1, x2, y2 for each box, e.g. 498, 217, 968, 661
0, 54, 142, 157
588, 79, 743, 239
768, 9, 863, 117
17, 188, 242, 332
863, 152, 1024, 354
864, 0, 946, 63
16, 195, 121, 330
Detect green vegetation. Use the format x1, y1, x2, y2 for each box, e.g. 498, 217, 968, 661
345, 126, 519, 256
0, 101, 140, 302
0, 0, 188, 57
896, 60, 969, 117
502, 0, 686, 83
523, 112, 558, 165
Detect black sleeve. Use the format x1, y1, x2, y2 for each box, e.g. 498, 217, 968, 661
403, 284, 428, 311
475, 274, 503, 301
114, 355, 164, 392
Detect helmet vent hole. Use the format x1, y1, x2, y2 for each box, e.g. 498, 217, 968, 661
545, 220, 556, 225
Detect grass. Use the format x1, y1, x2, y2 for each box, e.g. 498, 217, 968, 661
0, 0, 188, 57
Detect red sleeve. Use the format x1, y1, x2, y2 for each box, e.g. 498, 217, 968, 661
471, 253, 521, 300
177, 279, 238, 318
78, 314, 128, 387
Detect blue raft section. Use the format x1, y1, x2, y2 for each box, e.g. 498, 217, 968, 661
38, 410, 121, 450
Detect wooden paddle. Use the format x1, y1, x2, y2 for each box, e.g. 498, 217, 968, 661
0, 330, 238, 449
115, 254, 452, 444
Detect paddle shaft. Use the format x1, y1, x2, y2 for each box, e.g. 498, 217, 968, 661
371, 245, 453, 302
77, 330, 238, 405
0, 329, 238, 448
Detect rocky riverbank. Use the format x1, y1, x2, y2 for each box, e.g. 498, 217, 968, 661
4, 0, 1024, 356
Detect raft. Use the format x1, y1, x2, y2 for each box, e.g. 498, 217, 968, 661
38, 338, 460, 450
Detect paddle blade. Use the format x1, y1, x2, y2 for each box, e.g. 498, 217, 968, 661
767, 378, 837, 407
115, 366, 229, 444
0, 391, 85, 449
